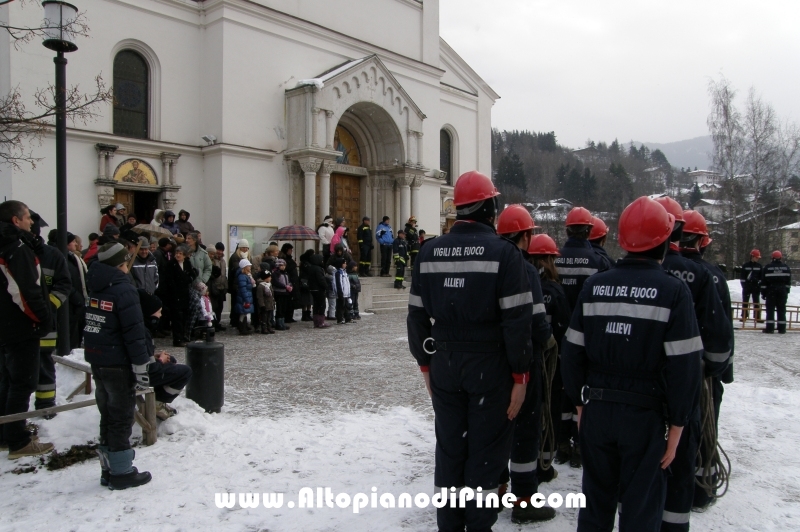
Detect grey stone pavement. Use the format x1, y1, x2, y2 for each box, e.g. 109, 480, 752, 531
154, 311, 432, 418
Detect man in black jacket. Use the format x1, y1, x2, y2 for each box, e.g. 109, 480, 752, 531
84, 242, 152, 490
66, 233, 88, 349
152, 237, 174, 336
0, 200, 54, 459
740, 249, 763, 321
761, 250, 792, 334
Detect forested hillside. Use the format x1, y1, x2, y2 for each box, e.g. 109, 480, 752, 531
491, 129, 697, 211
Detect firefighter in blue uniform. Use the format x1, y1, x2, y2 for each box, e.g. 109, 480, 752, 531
761, 250, 792, 334
699, 236, 734, 393
29, 212, 71, 413
356, 216, 373, 277
589, 216, 613, 269
561, 196, 703, 532
655, 202, 732, 531
740, 249, 763, 321
392, 230, 408, 289
690, 233, 733, 509
495, 205, 555, 523
555, 206, 609, 467
407, 171, 535, 531
528, 233, 571, 486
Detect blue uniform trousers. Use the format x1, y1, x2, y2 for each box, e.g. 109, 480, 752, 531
578, 401, 667, 532
431, 349, 514, 532
662, 417, 700, 531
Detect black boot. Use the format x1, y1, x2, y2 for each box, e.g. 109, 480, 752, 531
108, 467, 152, 490
107, 449, 152, 491
537, 466, 558, 484
569, 442, 582, 469
301, 310, 313, 322
554, 442, 571, 465
511, 497, 556, 523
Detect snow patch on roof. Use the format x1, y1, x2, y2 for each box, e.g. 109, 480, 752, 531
295, 57, 371, 89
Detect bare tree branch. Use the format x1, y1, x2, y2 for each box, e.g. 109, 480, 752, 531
0, 2, 111, 170
0, 76, 112, 170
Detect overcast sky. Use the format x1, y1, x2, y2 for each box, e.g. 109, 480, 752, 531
439, 0, 800, 149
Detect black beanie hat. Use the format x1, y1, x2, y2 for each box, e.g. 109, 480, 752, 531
137, 289, 163, 317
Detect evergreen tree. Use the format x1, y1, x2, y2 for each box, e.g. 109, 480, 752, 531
496, 152, 526, 193
690, 183, 703, 206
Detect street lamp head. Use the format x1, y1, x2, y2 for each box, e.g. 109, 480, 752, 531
42, 1, 79, 53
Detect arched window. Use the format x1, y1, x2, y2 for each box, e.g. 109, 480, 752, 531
113, 50, 149, 139
440, 129, 453, 184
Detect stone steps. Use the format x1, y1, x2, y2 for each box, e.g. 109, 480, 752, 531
360, 271, 411, 314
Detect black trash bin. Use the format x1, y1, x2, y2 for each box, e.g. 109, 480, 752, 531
185, 327, 224, 413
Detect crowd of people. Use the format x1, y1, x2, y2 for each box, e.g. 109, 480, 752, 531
0, 200, 192, 491
0, 200, 427, 472
403, 170, 785, 531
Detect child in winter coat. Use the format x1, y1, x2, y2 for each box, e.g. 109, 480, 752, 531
333, 257, 353, 324
271, 258, 292, 331
347, 260, 362, 320
188, 281, 214, 334
256, 271, 275, 334
325, 265, 337, 320
235, 259, 255, 335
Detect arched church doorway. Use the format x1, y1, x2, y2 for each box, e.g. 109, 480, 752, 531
310, 100, 406, 267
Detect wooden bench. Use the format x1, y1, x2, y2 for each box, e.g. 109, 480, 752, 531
0, 356, 158, 446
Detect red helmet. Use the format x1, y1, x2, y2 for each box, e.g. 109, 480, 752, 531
617, 197, 674, 253
453, 171, 500, 206
772, 250, 783, 260
589, 217, 608, 240
496, 204, 535, 235
565, 207, 594, 227
528, 234, 560, 256
701, 236, 713, 248
682, 210, 709, 236
654, 196, 685, 223
750, 249, 761, 259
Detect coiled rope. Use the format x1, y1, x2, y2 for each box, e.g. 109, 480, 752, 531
695, 376, 731, 499
539, 342, 559, 471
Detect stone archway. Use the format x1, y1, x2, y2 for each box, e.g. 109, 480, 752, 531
285, 55, 428, 254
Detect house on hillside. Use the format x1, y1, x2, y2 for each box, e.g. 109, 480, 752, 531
693, 198, 730, 220
769, 222, 800, 261
688, 170, 722, 186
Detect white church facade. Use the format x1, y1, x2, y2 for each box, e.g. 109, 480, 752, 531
0, 0, 498, 260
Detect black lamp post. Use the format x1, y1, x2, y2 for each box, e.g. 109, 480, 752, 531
42, 1, 78, 357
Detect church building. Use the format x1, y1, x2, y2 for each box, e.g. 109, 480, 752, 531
0, 0, 498, 260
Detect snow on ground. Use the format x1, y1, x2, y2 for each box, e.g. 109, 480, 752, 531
1, 318, 799, 530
